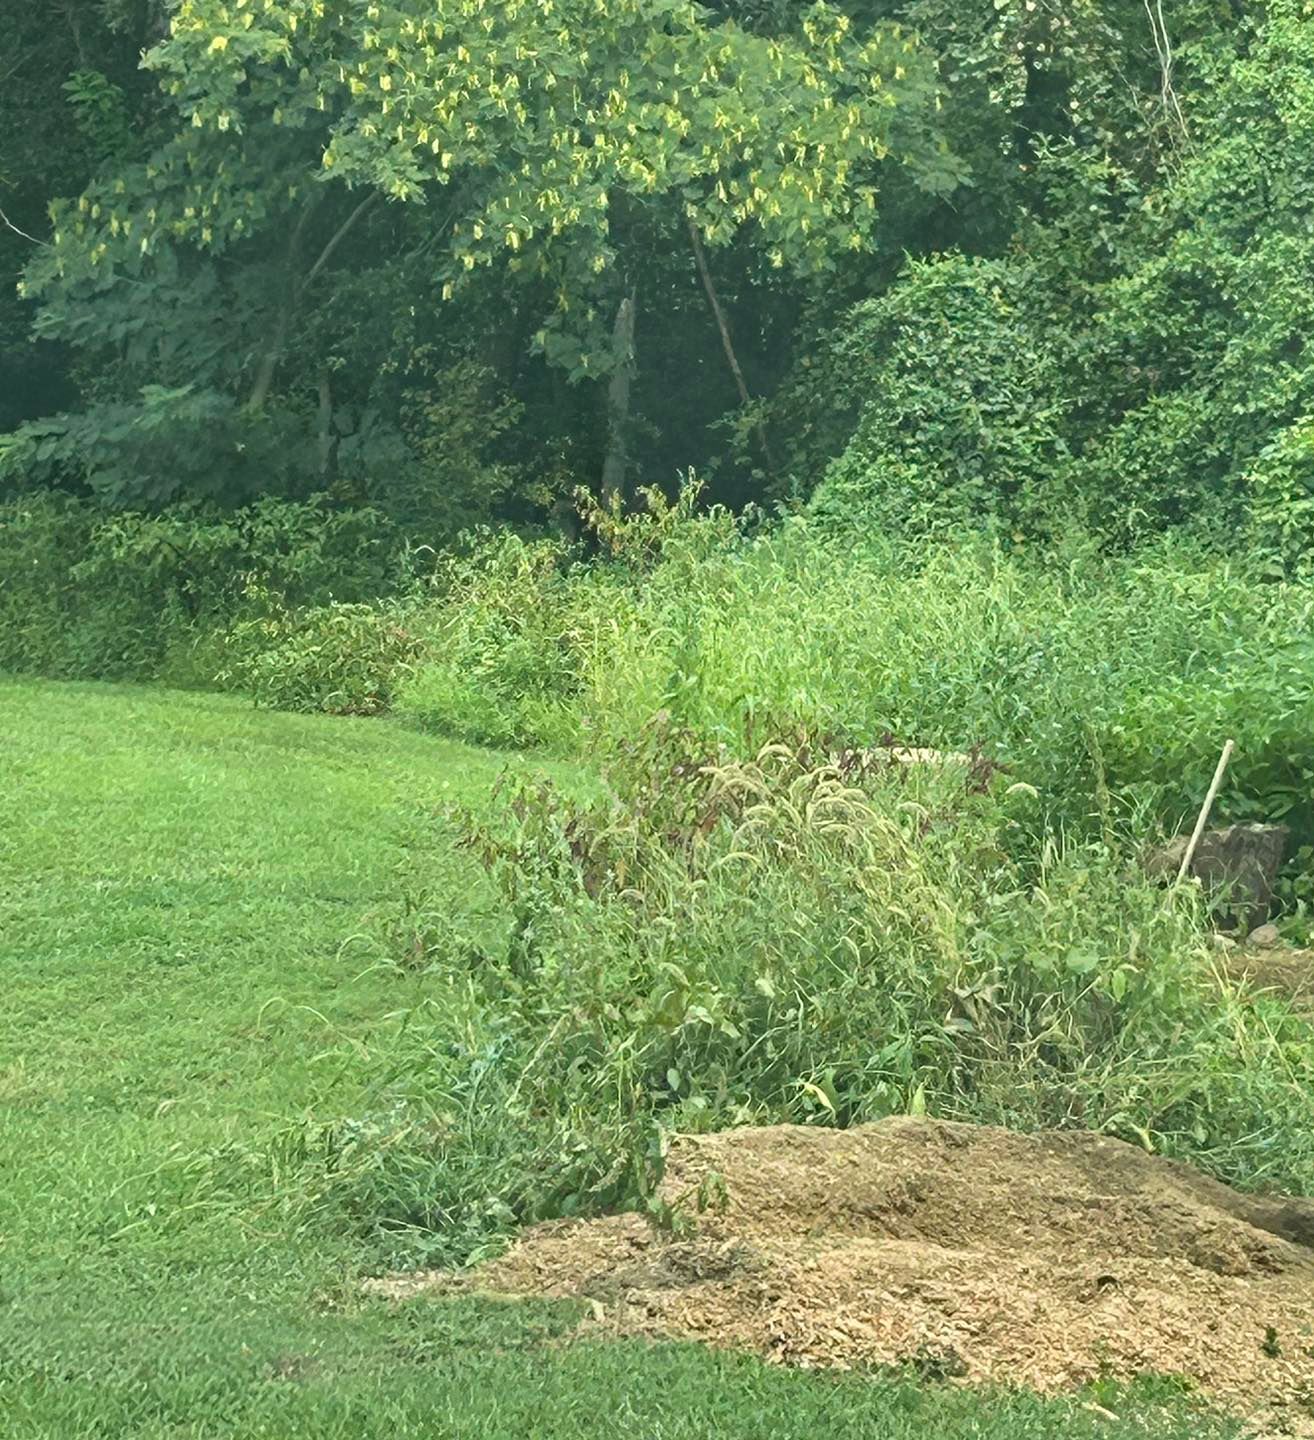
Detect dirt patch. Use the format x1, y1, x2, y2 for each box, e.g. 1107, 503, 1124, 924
371, 1119, 1314, 1427
1229, 944, 1314, 1013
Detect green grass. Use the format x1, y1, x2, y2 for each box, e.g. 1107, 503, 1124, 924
0, 678, 1242, 1437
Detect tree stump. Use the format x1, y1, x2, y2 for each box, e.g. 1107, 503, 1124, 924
1145, 823, 1289, 932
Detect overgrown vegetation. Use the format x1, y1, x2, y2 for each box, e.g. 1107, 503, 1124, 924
7, 0, 1314, 1429
266, 720, 1313, 1270
0, 680, 1248, 1438
5, 1, 1314, 545
11, 486, 1308, 848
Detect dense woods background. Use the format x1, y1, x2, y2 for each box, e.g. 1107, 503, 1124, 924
4, 0, 1309, 548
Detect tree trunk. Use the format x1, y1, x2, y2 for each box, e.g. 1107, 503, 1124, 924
316, 372, 334, 478
246, 301, 291, 413
600, 291, 637, 506
247, 192, 374, 415
246, 203, 317, 412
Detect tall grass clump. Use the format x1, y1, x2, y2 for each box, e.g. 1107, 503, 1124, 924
382, 489, 1314, 853
389, 532, 598, 748
274, 723, 1314, 1266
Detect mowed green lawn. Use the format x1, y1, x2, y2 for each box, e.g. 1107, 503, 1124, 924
0, 679, 1238, 1438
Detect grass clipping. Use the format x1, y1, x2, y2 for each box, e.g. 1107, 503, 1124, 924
375, 1118, 1314, 1423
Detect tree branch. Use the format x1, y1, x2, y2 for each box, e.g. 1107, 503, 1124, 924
1144, 0, 1190, 144
0, 206, 49, 247
687, 215, 774, 476
245, 191, 379, 411
304, 190, 380, 290
58, 0, 89, 67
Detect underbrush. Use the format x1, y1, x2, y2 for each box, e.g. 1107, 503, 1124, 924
134, 492, 1309, 857
11, 486, 1314, 1275
268, 726, 1314, 1268
214, 493, 1314, 851
9, 487, 1313, 861
0, 493, 402, 683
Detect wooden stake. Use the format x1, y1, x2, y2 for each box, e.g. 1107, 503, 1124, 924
1176, 739, 1235, 885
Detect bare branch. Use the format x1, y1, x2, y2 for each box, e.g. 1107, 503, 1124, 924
304, 191, 380, 289
687, 215, 775, 476
1144, 0, 1190, 144
0, 206, 48, 247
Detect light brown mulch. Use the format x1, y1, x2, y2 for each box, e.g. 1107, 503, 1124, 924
369, 1118, 1314, 1428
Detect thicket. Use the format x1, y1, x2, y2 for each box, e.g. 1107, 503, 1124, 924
261, 730, 1314, 1267
6, 481, 1314, 876
0, 494, 402, 681
8, 3, 1313, 537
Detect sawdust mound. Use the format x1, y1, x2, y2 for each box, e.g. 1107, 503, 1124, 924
379, 1119, 1314, 1420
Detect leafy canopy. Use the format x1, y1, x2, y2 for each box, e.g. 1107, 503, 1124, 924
8, 0, 948, 506
30, 1, 942, 301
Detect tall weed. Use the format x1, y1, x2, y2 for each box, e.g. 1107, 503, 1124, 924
386, 505, 1314, 852
274, 728, 1314, 1264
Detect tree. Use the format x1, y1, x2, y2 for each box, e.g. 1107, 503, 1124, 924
810, 1, 1314, 549
5, 0, 951, 512
0, 1, 166, 430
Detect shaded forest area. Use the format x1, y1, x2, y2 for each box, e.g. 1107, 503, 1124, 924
4, 0, 1307, 548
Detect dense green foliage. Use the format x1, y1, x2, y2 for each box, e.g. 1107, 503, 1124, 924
1, 0, 951, 518
0, 492, 401, 680
6, 0, 1312, 542
331, 732, 1313, 1265
813, 3, 1314, 548
7, 481, 1313, 855
9, 6, 1314, 1425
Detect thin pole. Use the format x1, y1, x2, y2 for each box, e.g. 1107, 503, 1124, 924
1176, 739, 1235, 884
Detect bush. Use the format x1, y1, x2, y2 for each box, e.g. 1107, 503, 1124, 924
351, 495, 1314, 858
554, 518, 1314, 851
391, 531, 593, 749
0, 492, 403, 683
221, 600, 422, 715
0, 494, 179, 679
12, 483, 1314, 869
279, 727, 1314, 1264
1248, 417, 1314, 577
811, 254, 1072, 540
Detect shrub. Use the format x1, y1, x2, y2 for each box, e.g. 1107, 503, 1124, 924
0, 492, 403, 683
810, 255, 1073, 539
0, 494, 178, 679
1248, 417, 1314, 577
554, 519, 1314, 850
71, 494, 401, 616
220, 600, 422, 715
391, 531, 590, 749
373, 499, 1314, 857
280, 727, 1314, 1264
